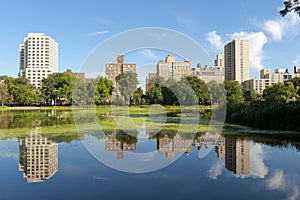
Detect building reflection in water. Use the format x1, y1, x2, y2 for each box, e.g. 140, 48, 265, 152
193, 132, 225, 159
157, 134, 193, 159
105, 130, 136, 160
225, 137, 250, 175
104, 130, 250, 176
19, 132, 58, 183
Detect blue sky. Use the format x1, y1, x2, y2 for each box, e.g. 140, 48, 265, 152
1, 0, 300, 80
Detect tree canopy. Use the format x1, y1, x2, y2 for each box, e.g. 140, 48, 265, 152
280, 0, 300, 17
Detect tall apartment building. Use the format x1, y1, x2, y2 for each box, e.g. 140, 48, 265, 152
243, 67, 300, 94
224, 39, 249, 83
19, 33, 58, 88
156, 55, 192, 81
225, 137, 250, 175
105, 55, 136, 83
19, 133, 58, 183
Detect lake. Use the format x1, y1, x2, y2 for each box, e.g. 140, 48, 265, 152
0, 109, 300, 200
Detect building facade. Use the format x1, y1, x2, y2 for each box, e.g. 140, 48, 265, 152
19, 33, 58, 88
145, 72, 157, 91
224, 39, 249, 83
225, 138, 250, 175
156, 55, 192, 81
243, 68, 300, 94
105, 130, 136, 160
105, 55, 136, 83
192, 64, 224, 83
19, 132, 58, 183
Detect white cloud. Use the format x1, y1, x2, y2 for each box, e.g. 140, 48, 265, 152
86, 30, 109, 37
206, 31, 223, 52
250, 143, 268, 178
262, 13, 300, 41
230, 31, 267, 70
266, 170, 300, 200
208, 159, 223, 180
139, 49, 158, 60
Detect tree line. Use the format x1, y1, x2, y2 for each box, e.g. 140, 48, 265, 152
225, 77, 300, 131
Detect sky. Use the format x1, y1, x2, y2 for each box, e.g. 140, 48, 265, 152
1, 0, 300, 80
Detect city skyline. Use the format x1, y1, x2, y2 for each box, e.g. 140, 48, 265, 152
1, 0, 300, 80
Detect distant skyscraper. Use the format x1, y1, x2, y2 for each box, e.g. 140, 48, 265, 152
225, 137, 250, 175
156, 55, 192, 81
224, 39, 249, 83
19, 33, 58, 88
105, 55, 136, 84
19, 132, 58, 183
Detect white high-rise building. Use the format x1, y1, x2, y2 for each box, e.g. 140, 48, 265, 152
19, 33, 58, 88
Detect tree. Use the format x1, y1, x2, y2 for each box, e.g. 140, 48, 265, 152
132, 87, 144, 106
263, 82, 299, 103
41, 73, 75, 105
224, 81, 244, 104
146, 84, 163, 104
73, 78, 88, 105
243, 88, 258, 102
94, 77, 113, 105
0, 82, 9, 106
207, 81, 226, 105
286, 77, 300, 95
182, 76, 210, 105
115, 72, 138, 105
280, 0, 300, 17
7, 77, 37, 106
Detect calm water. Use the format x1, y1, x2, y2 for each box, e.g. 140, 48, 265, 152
0, 110, 300, 200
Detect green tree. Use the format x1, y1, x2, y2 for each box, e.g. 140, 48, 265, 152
145, 77, 166, 105
243, 88, 258, 102
224, 80, 244, 104
207, 81, 226, 105
263, 82, 299, 103
0, 82, 10, 106
115, 72, 138, 105
146, 84, 163, 104
41, 73, 75, 105
280, 0, 300, 17
73, 78, 88, 105
183, 76, 210, 105
132, 87, 144, 106
286, 77, 300, 95
94, 77, 113, 105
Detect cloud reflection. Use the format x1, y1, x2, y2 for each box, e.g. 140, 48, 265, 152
266, 170, 300, 200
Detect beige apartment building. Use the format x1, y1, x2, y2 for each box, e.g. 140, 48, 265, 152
157, 133, 193, 159
156, 55, 192, 81
243, 67, 300, 94
19, 33, 58, 88
105, 55, 136, 83
225, 138, 250, 175
19, 132, 58, 183
224, 39, 249, 83
192, 64, 224, 83
105, 130, 136, 160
